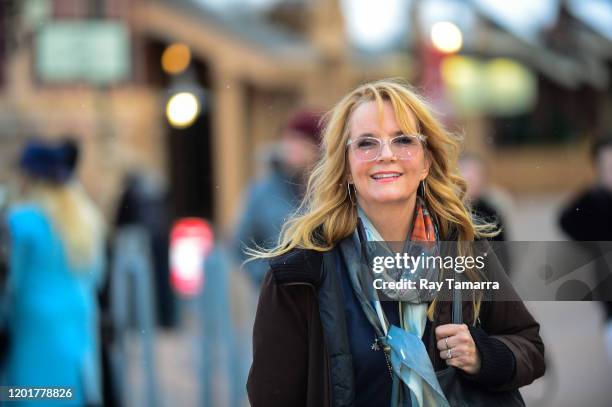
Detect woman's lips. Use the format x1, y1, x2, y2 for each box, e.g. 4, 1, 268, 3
370, 172, 402, 183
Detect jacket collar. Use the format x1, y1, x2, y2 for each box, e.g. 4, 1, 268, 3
269, 248, 324, 287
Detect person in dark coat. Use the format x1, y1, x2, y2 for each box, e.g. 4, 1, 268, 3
114, 172, 175, 328
559, 137, 612, 241
559, 136, 612, 360
247, 80, 545, 406
459, 154, 512, 274
459, 154, 507, 242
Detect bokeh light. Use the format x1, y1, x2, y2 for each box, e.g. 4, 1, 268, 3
161, 43, 191, 75
441, 56, 537, 116
484, 58, 536, 116
441, 55, 482, 114
166, 92, 200, 128
430, 21, 463, 54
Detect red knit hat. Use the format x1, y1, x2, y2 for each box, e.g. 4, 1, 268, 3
285, 110, 324, 145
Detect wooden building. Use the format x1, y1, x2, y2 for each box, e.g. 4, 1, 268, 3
0, 0, 409, 233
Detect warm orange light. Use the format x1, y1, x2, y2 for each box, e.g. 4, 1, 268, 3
161, 43, 191, 75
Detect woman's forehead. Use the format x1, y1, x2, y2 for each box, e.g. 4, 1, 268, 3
349, 100, 418, 135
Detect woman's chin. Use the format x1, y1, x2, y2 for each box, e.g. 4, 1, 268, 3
363, 194, 413, 206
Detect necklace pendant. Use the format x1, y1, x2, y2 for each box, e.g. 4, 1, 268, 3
371, 339, 380, 351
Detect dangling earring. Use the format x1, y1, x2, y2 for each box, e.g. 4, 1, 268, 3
347, 182, 356, 206
420, 179, 428, 198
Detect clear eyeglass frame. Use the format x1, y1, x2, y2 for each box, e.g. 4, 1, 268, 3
346, 133, 427, 162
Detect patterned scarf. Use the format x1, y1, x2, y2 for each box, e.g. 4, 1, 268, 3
339, 197, 449, 407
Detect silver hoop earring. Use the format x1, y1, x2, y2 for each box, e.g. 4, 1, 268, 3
347, 182, 356, 206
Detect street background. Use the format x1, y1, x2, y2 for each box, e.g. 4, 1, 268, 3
1, 0, 612, 406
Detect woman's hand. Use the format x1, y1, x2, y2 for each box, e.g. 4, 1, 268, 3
435, 323, 481, 375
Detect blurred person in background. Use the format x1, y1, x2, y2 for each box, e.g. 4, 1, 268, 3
114, 171, 175, 328
233, 109, 323, 287
559, 136, 612, 362
0, 138, 106, 406
230, 110, 323, 395
247, 80, 544, 406
458, 154, 507, 242
459, 154, 512, 274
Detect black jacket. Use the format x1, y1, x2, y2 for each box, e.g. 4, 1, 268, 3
247, 245, 546, 407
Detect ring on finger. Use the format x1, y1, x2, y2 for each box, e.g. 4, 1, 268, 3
447, 348, 452, 359
444, 337, 449, 350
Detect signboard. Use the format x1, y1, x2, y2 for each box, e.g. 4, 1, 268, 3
36, 21, 130, 85
170, 218, 214, 297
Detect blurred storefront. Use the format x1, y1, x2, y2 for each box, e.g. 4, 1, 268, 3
412, 0, 612, 195
0, 0, 409, 233
1, 0, 611, 230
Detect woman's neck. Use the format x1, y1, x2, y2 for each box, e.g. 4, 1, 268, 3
359, 196, 417, 242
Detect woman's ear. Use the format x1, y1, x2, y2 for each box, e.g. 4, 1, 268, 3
421, 151, 431, 181
345, 170, 353, 184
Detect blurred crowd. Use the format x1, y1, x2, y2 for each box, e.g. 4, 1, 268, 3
0, 109, 327, 406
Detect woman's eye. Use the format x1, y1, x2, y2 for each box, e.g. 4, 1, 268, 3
394, 135, 415, 145
356, 139, 378, 149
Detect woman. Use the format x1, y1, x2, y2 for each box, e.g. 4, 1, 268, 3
1, 139, 105, 406
246, 79, 545, 407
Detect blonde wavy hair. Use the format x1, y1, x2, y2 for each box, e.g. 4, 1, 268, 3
27, 180, 105, 270
252, 78, 496, 320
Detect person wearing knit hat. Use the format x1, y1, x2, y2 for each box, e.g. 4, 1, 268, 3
18, 138, 80, 184
285, 110, 324, 144
280, 109, 324, 176
1, 136, 106, 405
233, 109, 324, 287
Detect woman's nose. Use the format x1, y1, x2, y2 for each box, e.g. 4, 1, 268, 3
378, 141, 395, 160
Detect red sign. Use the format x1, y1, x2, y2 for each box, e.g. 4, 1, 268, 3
170, 218, 214, 297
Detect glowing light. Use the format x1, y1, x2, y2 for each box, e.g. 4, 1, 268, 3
441, 55, 482, 114
161, 43, 191, 75
341, 0, 407, 50
430, 21, 463, 54
170, 218, 214, 297
484, 58, 536, 115
166, 92, 200, 128
440, 56, 536, 116
441, 56, 480, 89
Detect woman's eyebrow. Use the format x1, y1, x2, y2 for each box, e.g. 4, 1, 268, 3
355, 129, 407, 138
356, 132, 377, 138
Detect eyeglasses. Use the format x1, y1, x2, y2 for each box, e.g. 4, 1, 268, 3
346, 134, 426, 162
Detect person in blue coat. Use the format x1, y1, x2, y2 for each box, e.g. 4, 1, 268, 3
1, 138, 105, 406
233, 110, 323, 287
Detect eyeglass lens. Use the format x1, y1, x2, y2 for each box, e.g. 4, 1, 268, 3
350, 135, 422, 161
